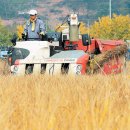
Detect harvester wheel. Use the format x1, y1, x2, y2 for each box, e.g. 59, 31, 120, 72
25, 64, 34, 74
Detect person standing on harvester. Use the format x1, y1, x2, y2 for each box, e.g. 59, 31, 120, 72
22, 9, 46, 40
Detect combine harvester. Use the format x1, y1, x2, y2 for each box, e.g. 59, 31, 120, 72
8, 13, 127, 75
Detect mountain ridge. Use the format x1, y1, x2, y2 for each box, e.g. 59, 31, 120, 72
0, 0, 130, 28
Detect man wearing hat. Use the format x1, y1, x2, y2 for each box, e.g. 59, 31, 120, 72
22, 9, 46, 40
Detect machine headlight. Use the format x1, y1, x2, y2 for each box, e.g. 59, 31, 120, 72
76, 65, 82, 75
76, 71, 81, 75
14, 66, 18, 72
76, 65, 82, 71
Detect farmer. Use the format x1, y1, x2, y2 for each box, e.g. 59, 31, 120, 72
22, 9, 46, 40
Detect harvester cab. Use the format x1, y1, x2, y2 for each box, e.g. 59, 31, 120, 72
9, 13, 127, 75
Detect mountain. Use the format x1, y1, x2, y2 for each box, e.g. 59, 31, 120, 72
0, 0, 130, 28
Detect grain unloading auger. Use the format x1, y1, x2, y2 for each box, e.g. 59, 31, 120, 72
8, 13, 127, 75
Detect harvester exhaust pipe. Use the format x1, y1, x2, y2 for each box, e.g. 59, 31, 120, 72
69, 14, 79, 42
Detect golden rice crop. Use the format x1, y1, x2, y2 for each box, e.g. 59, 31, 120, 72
0, 74, 129, 130
0, 60, 130, 130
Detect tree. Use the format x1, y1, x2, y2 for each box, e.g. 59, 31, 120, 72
17, 25, 24, 40
55, 23, 69, 32
79, 22, 89, 34
89, 15, 130, 40
0, 21, 13, 46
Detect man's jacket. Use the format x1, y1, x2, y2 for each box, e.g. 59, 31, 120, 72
24, 18, 46, 39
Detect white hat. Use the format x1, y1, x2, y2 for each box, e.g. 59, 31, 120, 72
29, 9, 37, 15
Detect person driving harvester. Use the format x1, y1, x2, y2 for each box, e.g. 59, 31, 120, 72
22, 9, 46, 41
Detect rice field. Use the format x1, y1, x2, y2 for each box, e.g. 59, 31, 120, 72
0, 60, 130, 130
